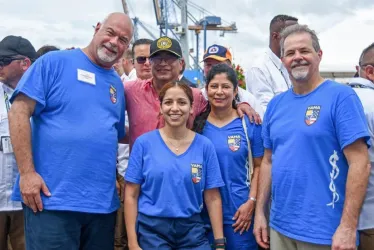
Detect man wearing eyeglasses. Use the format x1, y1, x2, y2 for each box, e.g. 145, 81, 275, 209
124, 36, 259, 149
0, 35, 36, 250
348, 42, 374, 250
131, 38, 152, 80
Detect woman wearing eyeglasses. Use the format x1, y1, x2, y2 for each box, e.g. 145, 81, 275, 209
124, 81, 226, 250
194, 64, 264, 250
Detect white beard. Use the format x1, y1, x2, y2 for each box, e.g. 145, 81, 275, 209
97, 46, 117, 63
291, 66, 309, 81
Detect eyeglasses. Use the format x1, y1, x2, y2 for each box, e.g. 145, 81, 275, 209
360, 63, 374, 68
150, 55, 180, 65
134, 56, 150, 64
0, 57, 25, 68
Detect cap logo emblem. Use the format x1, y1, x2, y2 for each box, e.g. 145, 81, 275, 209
208, 46, 219, 54
157, 37, 172, 49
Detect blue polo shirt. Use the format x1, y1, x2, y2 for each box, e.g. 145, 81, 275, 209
262, 80, 370, 245
10, 49, 125, 213
125, 130, 225, 218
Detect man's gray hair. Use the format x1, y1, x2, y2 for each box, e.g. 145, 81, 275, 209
280, 24, 321, 57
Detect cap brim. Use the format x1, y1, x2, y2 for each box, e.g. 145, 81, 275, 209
0, 48, 17, 58
150, 49, 181, 58
202, 55, 229, 63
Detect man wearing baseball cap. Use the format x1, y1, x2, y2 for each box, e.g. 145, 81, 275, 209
0, 35, 36, 250
124, 37, 257, 149
201, 44, 264, 118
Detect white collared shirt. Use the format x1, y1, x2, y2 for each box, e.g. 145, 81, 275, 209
0, 82, 22, 211
246, 48, 292, 111
348, 77, 374, 230
121, 68, 137, 83
117, 68, 137, 176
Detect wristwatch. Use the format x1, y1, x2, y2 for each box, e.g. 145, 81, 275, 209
249, 196, 257, 202
214, 238, 226, 249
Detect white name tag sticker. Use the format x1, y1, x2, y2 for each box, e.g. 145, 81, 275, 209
1, 136, 13, 154
77, 69, 96, 85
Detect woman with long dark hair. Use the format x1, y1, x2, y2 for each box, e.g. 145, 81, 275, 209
194, 64, 264, 250
124, 81, 226, 250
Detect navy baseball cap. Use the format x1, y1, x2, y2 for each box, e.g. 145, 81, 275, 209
0, 36, 37, 60
203, 44, 232, 63
150, 36, 182, 58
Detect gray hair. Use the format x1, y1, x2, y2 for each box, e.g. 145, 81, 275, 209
280, 24, 321, 57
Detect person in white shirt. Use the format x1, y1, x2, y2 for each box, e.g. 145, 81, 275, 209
349, 42, 374, 250
246, 15, 298, 111
0, 35, 36, 250
202, 44, 264, 119
114, 47, 137, 83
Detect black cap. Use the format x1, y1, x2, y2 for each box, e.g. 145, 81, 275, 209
0, 36, 37, 60
150, 36, 182, 58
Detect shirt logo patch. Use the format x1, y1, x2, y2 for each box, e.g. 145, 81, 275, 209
109, 85, 117, 104
157, 37, 172, 49
228, 135, 241, 152
208, 46, 219, 54
191, 163, 202, 184
305, 105, 321, 126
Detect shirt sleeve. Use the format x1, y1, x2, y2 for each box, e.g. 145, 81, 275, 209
237, 88, 264, 119
10, 56, 53, 116
246, 67, 274, 112
194, 88, 208, 116
125, 137, 144, 184
261, 102, 273, 150
245, 116, 264, 158
117, 85, 126, 140
334, 92, 371, 149
204, 139, 225, 190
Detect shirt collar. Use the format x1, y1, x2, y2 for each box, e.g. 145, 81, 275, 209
266, 48, 283, 70
348, 77, 374, 89
1, 82, 14, 96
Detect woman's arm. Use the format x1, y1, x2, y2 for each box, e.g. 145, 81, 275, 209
124, 182, 142, 250
248, 156, 263, 201
232, 156, 263, 233
204, 188, 224, 240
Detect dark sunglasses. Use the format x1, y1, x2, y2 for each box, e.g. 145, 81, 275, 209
134, 56, 150, 64
0, 57, 26, 67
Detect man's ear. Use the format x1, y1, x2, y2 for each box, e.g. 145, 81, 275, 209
94, 22, 101, 35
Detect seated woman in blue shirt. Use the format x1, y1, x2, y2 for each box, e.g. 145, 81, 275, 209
124, 81, 226, 250
194, 64, 264, 250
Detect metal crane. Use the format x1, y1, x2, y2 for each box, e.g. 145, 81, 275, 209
121, 0, 158, 41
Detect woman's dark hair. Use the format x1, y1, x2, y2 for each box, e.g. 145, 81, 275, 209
159, 81, 194, 105
193, 63, 240, 134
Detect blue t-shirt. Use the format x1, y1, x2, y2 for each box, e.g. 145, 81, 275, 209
125, 130, 225, 218
202, 116, 264, 224
10, 49, 126, 213
262, 80, 370, 245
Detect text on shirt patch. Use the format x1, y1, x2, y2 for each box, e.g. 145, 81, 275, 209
191, 163, 202, 184
305, 105, 321, 126
109, 85, 117, 104
228, 135, 241, 152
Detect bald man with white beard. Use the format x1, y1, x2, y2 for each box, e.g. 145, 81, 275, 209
8, 13, 133, 250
